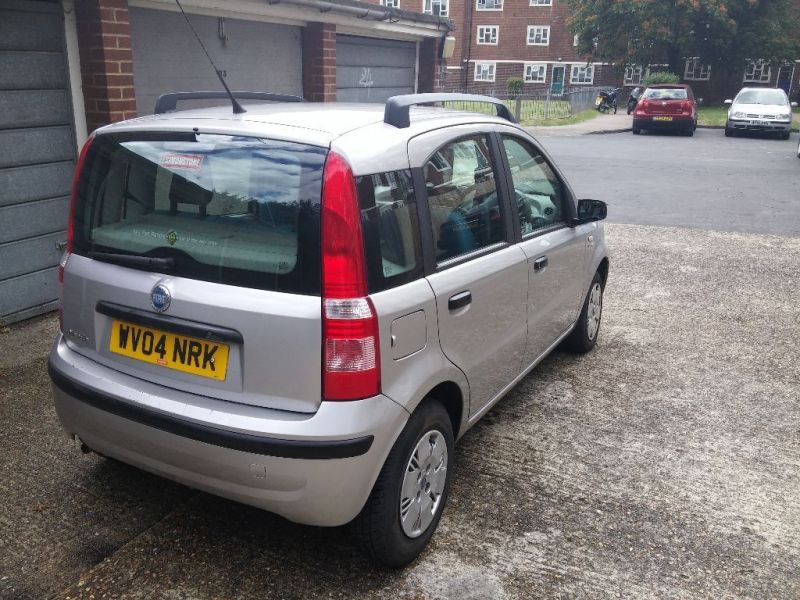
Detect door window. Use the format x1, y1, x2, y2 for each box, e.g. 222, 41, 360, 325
423, 135, 505, 262
501, 136, 566, 236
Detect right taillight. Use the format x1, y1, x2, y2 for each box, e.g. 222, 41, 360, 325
59, 135, 93, 332
320, 151, 380, 401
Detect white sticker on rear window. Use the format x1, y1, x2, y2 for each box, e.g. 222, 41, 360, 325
160, 152, 204, 171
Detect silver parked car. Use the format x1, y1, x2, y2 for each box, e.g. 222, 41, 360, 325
49, 92, 609, 566
724, 87, 797, 139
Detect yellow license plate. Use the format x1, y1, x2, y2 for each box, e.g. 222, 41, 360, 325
653, 116, 673, 121
109, 319, 229, 380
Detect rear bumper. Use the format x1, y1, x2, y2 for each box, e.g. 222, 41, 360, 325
633, 115, 694, 131
49, 334, 409, 526
727, 119, 791, 133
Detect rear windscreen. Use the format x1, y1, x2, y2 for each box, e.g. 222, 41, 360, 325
643, 88, 688, 100
74, 133, 326, 294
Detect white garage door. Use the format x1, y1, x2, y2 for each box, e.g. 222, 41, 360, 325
129, 8, 303, 115
0, 0, 77, 324
336, 35, 417, 103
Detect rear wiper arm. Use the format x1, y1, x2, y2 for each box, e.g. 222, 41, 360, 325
89, 252, 175, 271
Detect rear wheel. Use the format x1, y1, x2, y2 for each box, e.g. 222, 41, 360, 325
563, 273, 603, 354
354, 400, 454, 567
686, 128, 694, 137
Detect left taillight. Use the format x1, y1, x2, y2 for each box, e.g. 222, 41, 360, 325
59, 136, 93, 331
320, 151, 380, 401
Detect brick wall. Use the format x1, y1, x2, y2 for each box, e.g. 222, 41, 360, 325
302, 22, 337, 102
75, 0, 136, 131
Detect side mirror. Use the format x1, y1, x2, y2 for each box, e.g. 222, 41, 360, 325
723, 99, 733, 105
792, 102, 798, 108
573, 199, 607, 225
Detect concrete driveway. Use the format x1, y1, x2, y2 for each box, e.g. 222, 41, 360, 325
2, 219, 798, 599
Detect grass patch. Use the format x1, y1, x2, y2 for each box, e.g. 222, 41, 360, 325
698, 106, 800, 131
525, 108, 600, 127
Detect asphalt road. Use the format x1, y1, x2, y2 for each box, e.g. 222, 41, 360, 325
539, 128, 800, 236
1, 132, 799, 600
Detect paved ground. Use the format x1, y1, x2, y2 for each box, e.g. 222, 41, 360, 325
539, 128, 800, 236
1, 223, 798, 600
2, 130, 799, 599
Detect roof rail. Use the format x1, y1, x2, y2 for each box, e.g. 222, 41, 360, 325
154, 91, 305, 115
384, 93, 517, 128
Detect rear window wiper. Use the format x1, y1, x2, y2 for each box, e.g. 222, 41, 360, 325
89, 251, 175, 272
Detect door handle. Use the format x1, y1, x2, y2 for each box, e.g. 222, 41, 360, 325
533, 256, 549, 271
448, 291, 472, 311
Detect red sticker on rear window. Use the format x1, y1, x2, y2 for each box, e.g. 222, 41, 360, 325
160, 152, 204, 171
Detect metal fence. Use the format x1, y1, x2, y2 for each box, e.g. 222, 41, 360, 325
440, 86, 610, 123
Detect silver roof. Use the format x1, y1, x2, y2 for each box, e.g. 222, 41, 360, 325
95, 101, 521, 175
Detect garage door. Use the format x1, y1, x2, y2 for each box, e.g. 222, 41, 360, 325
129, 8, 302, 115
0, 0, 77, 325
336, 35, 416, 103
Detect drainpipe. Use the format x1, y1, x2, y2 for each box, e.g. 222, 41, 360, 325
461, 0, 474, 91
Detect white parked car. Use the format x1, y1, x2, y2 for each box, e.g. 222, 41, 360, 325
724, 87, 796, 139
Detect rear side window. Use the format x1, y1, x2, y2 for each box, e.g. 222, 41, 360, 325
423, 135, 504, 263
357, 170, 422, 292
73, 133, 326, 294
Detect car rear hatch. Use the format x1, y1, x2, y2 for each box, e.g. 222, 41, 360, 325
61, 130, 327, 413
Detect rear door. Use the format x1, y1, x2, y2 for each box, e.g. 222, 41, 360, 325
496, 129, 589, 363
61, 131, 327, 413
409, 126, 528, 417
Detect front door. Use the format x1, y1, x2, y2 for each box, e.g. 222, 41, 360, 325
777, 64, 794, 95
498, 133, 588, 363
551, 65, 565, 96
409, 129, 528, 417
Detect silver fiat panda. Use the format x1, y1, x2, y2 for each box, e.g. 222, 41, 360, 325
49, 92, 609, 567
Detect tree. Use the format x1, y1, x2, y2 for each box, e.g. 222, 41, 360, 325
568, 0, 800, 78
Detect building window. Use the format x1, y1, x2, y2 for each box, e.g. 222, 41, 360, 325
684, 58, 711, 81
527, 26, 550, 46
573, 34, 579, 47
624, 65, 643, 85
477, 26, 499, 45
524, 63, 547, 83
530, 0, 553, 5
474, 62, 496, 82
743, 61, 771, 83
570, 64, 594, 84
381, 0, 399, 6
423, 0, 448, 17
477, 0, 503, 10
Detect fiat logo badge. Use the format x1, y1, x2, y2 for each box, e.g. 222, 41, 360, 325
150, 283, 171, 313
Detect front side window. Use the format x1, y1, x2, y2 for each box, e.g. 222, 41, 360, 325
524, 63, 547, 83
73, 134, 326, 294
474, 62, 496, 82
477, 25, 499, 45
423, 0, 448, 16
527, 26, 550, 45
357, 170, 421, 292
502, 136, 566, 235
684, 58, 711, 81
743, 61, 771, 83
477, 0, 503, 9
424, 136, 504, 262
570, 64, 594, 84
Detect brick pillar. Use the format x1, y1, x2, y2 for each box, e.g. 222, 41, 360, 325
418, 37, 442, 93
75, 0, 136, 131
302, 22, 336, 102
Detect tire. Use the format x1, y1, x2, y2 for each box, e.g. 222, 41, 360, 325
781, 131, 790, 140
632, 128, 641, 135
686, 128, 694, 137
724, 127, 733, 137
563, 273, 603, 354
354, 400, 454, 567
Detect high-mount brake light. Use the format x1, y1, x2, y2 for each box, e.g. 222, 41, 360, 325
60, 135, 93, 331
320, 152, 380, 401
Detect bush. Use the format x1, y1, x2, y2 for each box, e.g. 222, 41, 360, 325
507, 77, 523, 98
642, 71, 681, 87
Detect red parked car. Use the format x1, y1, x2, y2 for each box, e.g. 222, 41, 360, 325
632, 84, 698, 136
